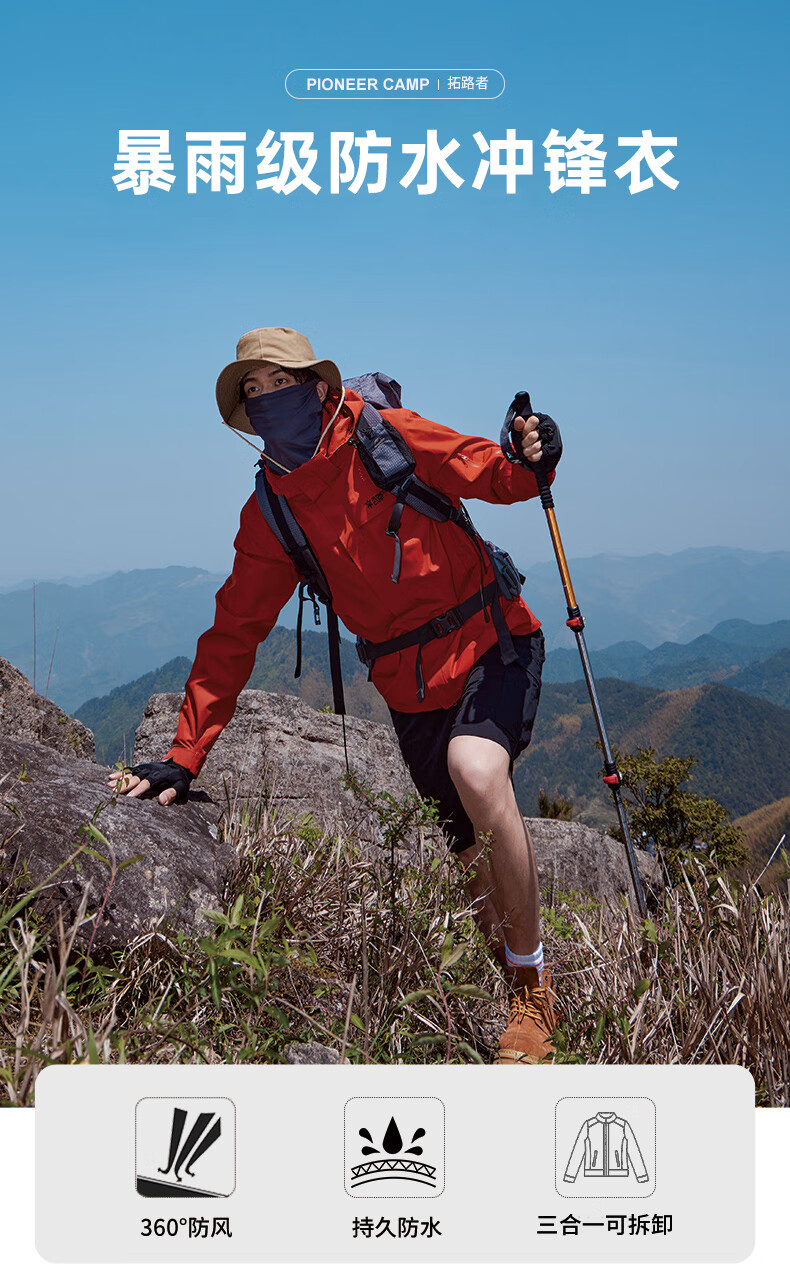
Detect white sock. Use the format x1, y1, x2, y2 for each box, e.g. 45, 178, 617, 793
504, 941, 544, 982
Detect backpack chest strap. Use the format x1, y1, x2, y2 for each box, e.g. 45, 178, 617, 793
355, 580, 499, 663
355, 578, 517, 702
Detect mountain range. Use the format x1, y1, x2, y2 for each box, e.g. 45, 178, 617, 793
4, 547, 790, 712
74, 620, 790, 846
543, 619, 790, 707
514, 547, 790, 650
0, 567, 224, 712
4, 546, 788, 851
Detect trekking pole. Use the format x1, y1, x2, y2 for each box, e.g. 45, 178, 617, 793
502, 391, 649, 918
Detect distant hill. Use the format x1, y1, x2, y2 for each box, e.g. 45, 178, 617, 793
543, 619, 790, 707
725, 648, 790, 709
515, 680, 790, 826
75, 656, 194, 765
735, 797, 790, 869
1, 567, 224, 712
8, 548, 790, 711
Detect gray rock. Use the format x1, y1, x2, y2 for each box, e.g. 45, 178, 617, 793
526, 817, 663, 913
135, 688, 663, 910
0, 735, 235, 953
0, 656, 94, 760
135, 690, 422, 858
283, 1041, 341, 1065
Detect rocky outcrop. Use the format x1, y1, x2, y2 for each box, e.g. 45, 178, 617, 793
0, 656, 94, 760
135, 690, 421, 858
0, 647, 661, 961
136, 690, 661, 911
283, 1041, 341, 1065
0, 735, 234, 953
525, 817, 662, 912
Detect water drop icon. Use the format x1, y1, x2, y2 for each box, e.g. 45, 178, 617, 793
382, 1116, 403, 1154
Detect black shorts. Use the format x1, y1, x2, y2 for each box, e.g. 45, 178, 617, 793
389, 630, 545, 854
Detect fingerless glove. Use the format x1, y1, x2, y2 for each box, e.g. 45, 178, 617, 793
131, 760, 194, 804
500, 390, 563, 473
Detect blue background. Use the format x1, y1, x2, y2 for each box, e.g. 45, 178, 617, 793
1, 0, 786, 583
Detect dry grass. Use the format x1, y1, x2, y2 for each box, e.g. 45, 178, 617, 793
549, 859, 790, 1104
0, 781, 506, 1104
1, 775, 788, 1106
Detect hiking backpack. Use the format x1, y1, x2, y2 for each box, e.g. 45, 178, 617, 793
253, 373, 525, 718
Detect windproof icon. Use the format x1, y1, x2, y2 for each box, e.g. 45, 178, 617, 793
344, 1097, 444, 1198
135, 1097, 236, 1198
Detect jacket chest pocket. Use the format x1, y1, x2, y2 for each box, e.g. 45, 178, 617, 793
345, 461, 397, 531
292, 465, 397, 586
331, 465, 408, 580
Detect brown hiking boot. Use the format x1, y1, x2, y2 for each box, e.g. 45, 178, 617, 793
495, 968, 556, 1064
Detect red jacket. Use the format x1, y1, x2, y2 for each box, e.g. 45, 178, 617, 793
167, 390, 550, 777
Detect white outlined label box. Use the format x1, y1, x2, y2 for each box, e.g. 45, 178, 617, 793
557, 1096, 656, 1197
36, 1065, 753, 1262
344, 1096, 445, 1197
135, 1097, 236, 1198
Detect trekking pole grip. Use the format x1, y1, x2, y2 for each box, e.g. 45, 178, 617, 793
500, 390, 555, 509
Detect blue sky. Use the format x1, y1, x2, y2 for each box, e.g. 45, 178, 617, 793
1, 0, 787, 587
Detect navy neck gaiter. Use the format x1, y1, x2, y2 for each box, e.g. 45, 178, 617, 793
244, 379, 324, 473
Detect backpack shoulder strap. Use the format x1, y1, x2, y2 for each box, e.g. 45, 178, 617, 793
352, 403, 470, 582
254, 465, 346, 718
255, 465, 332, 606
351, 407, 520, 672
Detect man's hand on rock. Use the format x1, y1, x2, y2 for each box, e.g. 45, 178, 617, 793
107, 760, 193, 806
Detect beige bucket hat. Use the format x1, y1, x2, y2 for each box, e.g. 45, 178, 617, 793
216, 327, 343, 434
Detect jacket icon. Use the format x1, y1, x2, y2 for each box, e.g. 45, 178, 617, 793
563, 1111, 649, 1183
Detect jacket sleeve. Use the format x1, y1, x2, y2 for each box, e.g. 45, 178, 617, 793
165, 494, 300, 776
563, 1122, 588, 1183
624, 1121, 650, 1183
391, 408, 557, 506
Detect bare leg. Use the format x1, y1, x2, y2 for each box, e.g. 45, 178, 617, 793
448, 734, 555, 1063
447, 735, 540, 959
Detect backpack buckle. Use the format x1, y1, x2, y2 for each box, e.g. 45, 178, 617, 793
430, 606, 462, 638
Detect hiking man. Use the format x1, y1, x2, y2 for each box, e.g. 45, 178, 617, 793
109, 327, 562, 1065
